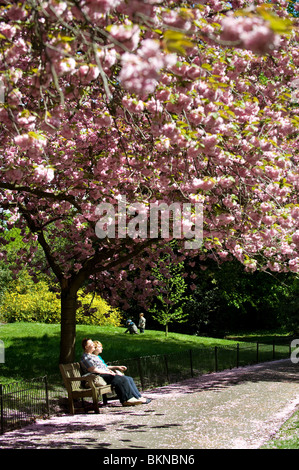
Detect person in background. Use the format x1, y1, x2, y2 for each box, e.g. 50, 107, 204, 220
124, 319, 139, 334
138, 313, 146, 333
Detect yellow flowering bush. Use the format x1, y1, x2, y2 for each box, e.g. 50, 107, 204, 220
0, 278, 60, 323
0, 275, 122, 326
76, 291, 123, 326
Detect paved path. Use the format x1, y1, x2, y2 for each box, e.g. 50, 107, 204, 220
1, 359, 299, 450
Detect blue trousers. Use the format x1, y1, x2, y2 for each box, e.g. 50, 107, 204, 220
125, 375, 141, 398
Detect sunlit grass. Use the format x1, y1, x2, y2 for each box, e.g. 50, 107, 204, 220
262, 410, 299, 449
0, 322, 292, 385
0, 322, 243, 384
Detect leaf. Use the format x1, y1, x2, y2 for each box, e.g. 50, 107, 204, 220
201, 63, 213, 71
58, 35, 75, 42
257, 5, 293, 34
163, 30, 194, 56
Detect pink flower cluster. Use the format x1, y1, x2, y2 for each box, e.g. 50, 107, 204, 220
220, 16, 281, 54
119, 39, 177, 97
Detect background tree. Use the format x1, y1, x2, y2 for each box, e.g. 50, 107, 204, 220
149, 257, 190, 337
183, 258, 298, 336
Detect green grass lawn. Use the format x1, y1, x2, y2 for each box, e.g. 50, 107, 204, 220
262, 410, 299, 449
0, 322, 242, 384
0, 322, 292, 385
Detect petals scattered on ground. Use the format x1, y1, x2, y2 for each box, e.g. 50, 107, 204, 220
0, 359, 298, 449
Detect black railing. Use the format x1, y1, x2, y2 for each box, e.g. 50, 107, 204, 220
0, 376, 50, 434
110, 341, 292, 390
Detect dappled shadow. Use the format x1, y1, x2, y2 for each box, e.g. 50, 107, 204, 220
0, 333, 62, 382
0, 405, 182, 449
0, 420, 115, 449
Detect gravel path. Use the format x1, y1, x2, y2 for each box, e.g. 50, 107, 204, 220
0, 359, 299, 450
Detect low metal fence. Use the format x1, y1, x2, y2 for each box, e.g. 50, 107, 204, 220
111, 341, 292, 390
0, 376, 50, 434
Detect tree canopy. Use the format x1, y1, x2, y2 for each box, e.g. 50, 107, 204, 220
0, 0, 298, 361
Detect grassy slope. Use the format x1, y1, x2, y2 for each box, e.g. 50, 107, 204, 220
0, 322, 242, 384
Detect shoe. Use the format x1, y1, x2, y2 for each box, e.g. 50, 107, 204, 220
122, 397, 143, 406
139, 397, 152, 404
142, 398, 152, 405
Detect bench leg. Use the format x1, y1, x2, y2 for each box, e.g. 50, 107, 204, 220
102, 394, 108, 405
92, 388, 100, 413
68, 396, 75, 415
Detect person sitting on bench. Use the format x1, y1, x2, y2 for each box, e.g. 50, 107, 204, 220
80, 338, 150, 407
93, 340, 151, 404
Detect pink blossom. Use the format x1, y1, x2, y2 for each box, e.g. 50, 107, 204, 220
57, 58, 76, 75
78, 65, 100, 83
46, 0, 68, 17
94, 112, 113, 128
85, 0, 123, 14
291, 207, 299, 221
289, 258, 299, 273
192, 178, 216, 191
34, 165, 55, 182
215, 213, 235, 226
260, 202, 272, 213
14, 134, 30, 149
262, 215, 275, 226
146, 98, 163, 114
122, 96, 144, 114
109, 24, 141, 51
292, 231, 299, 247
220, 16, 280, 54
188, 108, 204, 125
119, 40, 176, 97
96, 48, 117, 70
0, 23, 16, 40
6, 5, 28, 21
202, 135, 218, 149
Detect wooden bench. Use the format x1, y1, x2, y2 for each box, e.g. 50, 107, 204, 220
59, 362, 113, 414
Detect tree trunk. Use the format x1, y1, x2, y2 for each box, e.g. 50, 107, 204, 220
59, 283, 79, 364
165, 323, 168, 337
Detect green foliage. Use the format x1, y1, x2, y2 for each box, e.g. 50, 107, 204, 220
149, 257, 190, 336
275, 277, 299, 333
287, 0, 299, 17
0, 273, 123, 326
184, 260, 298, 336
76, 291, 123, 327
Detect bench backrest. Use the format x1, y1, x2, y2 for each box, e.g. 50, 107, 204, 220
59, 362, 82, 392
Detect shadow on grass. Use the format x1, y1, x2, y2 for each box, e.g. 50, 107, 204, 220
0, 334, 61, 383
